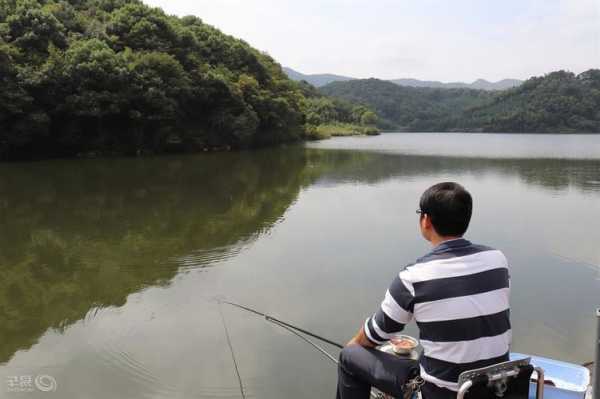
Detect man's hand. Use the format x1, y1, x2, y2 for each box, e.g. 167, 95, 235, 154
346, 326, 378, 348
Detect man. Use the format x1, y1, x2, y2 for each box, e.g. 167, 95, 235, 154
337, 182, 511, 399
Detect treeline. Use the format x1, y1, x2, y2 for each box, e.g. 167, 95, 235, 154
320, 79, 494, 131
320, 70, 600, 133
453, 70, 600, 133
296, 81, 378, 138
0, 0, 376, 160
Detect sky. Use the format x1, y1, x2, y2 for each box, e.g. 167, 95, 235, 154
143, 0, 600, 83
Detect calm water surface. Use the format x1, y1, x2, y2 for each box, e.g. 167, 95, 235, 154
0, 133, 599, 399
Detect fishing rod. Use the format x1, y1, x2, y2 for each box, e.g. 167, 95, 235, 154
267, 319, 382, 399
220, 300, 405, 399
224, 303, 385, 399
222, 300, 344, 349
268, 318, 339, 364
217, 302, 247, 399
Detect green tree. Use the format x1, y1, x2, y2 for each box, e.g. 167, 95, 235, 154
5, 0, 67, 59
360, 110, 377, 126
107, 3, 177, 52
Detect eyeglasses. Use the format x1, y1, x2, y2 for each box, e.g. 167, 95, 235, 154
416, 209, 426, 215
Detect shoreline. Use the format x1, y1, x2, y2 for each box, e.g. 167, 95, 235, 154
5, 130, 600, 162
306, 123, 380, 140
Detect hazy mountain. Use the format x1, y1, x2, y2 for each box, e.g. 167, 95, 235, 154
284, 67, 522, 91
283, 67, 355, 87
391, 78, 523, 91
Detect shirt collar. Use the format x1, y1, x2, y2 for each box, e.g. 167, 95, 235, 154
431, 237, 471, 253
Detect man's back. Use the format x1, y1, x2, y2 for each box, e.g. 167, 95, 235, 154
405, 238, 511, 390
364, 238, 511, 392
337, 183, 511, 399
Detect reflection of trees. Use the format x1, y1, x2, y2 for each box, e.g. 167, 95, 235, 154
0, 148, 312, 363
0, 147, 598, 364
307, 150, 600, 193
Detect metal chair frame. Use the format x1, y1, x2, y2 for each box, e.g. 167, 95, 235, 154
456, 357, 545, 399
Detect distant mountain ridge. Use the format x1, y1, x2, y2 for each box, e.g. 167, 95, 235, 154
284, 67, 522, 91
390, 78, 522, 91
282, 67, 354, 88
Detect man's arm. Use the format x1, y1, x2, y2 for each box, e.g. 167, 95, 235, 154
346, 326, 377, 348
350, 272, 415, 348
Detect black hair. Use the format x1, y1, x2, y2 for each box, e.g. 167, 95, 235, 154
419, 182, 472, 237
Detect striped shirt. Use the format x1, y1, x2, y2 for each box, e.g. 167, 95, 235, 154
364, 238, 511, 391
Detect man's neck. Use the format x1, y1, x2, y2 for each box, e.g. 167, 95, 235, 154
430, 235, 462, 248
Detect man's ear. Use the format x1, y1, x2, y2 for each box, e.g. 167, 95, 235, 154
419, 214, 430, 233
423, 214, 432, 229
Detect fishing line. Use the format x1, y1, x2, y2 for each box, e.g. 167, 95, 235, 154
549, 251, 600, 273
218, 301, 247, 399
222, 300, 344, 349
267, 319, 382, 399
220, 300, 396, 399
267, 319, 339, 364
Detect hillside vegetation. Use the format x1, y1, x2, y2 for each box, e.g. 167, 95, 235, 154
320, 79, 493, 131
0, 0, 377, 160
456, 70, 600, 133
0, 0, 307, 158
321, 70, 600, 133
296, 81, 378, 139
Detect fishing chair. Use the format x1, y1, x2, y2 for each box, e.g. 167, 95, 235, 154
456, 357, 544, 399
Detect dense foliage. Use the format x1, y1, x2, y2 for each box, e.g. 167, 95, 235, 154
455, 70, 600, 133
320, 78, 493, 131
0, 0, 315, 159
321, 70, 600, 133
296, 80, 378, 138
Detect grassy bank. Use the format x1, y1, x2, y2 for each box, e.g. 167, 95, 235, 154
306, 123, 380, 140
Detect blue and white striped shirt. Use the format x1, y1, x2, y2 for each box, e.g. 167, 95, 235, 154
364, 238, 511, 391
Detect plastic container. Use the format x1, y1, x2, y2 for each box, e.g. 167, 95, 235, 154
389, 335, 419, 355
511, 353, 591, 399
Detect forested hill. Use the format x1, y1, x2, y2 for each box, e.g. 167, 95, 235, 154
320, 79, 494, 131
320, 70, 600, 133
0, 0, 377, 160
455, 70, 600, 133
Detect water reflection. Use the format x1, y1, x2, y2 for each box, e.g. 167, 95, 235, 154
0, 149, 312, 364
307, 150, 600, 193
1, 148, 599, 364
0, 137, 598, 399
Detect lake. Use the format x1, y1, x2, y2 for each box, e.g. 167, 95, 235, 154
0, 133, 599, 399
